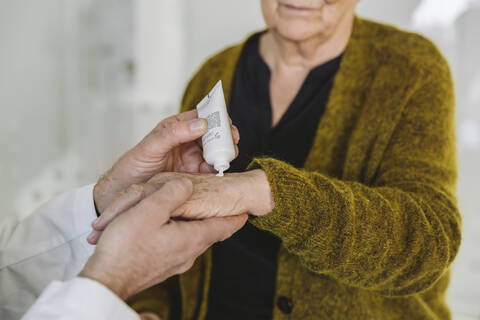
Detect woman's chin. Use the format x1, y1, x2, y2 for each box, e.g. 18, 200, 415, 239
274, 24, 326, 42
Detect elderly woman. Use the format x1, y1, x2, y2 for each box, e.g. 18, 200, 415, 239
129, 0, 461, 319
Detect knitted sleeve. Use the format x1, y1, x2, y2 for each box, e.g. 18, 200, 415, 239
248, 57, 461, 297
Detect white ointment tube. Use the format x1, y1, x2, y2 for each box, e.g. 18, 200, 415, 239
196, 80, 235, 177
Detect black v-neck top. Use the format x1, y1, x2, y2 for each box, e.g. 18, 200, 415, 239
205, 33, 342, 320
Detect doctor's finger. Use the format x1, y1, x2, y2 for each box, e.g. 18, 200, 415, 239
148, 118, 208, 155
86, 229, 102, 245
231, 124, 240, 145
194, 124, 239, 158
88, 181, 184, 244
199, 161, 217, 174
130, 178, 193, 222
159, 110, 198, 126
185, 214, 248, 251
92, 183, 154, 231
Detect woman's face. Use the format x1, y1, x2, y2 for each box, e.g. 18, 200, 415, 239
261, 0, 358, 41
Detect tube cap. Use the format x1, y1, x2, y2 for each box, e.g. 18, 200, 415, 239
214, 159, 230, 177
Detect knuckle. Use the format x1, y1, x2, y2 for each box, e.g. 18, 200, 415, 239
195, 241, 209, 256
211, 224, 234, 243
178, 259, 196, 274
171, 179, 192, 195
216, 229, 230, 242
159, 115, 176, 127
188, 239, 204, 257
212, 232, 229, 244
223, 229, 236, 241
168, 178, 185, 190
149, 125, 161, 135
128, 184, 144, 198
196, 232, 217, 252
176, 248, 191, 265
153, 118, 172, 134
164, 123, 178, 138
150, 172, 172, 183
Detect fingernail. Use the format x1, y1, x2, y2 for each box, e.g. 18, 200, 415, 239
190, 119, 206, 132
87, 232, 95, 243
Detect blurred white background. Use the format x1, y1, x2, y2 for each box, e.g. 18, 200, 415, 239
0, 1, 479, 318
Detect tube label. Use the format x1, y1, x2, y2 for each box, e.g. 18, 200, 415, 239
207, 111, 221, 130
196, 80, 236, 169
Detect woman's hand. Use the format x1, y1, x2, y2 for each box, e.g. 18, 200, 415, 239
88, 170, 273, 244
94, 110, 240, 213
149, 170, 274, 220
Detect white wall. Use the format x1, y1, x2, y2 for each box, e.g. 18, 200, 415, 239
184, 0, 265, 81
0, 0, 66, 218
0, 0, 137, 218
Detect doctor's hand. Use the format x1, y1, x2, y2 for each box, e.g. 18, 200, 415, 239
88, 170, 272, 244
93, 110, 240, 213
80, 179, 247, 301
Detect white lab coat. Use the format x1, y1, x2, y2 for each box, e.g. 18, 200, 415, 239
0, 185, 139, 320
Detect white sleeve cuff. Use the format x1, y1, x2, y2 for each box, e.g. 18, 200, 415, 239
73, 184, 98, 256
22, 277, 140, 320
0, 184, 98, 270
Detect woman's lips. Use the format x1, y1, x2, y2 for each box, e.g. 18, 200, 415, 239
280, 3, 316, 11
278, 2, 321, 16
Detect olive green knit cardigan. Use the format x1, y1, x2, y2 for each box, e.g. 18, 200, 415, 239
128, 17, 461, 320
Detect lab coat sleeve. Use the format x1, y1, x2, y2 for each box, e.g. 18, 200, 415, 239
0, 184, 98, 320
21, 277, 139, 320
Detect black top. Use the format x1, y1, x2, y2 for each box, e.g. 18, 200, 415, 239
205, 33, 342, 320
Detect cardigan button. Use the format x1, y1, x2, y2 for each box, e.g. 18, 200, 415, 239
276, 296, 293, 314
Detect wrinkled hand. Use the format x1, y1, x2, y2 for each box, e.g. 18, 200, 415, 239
94, 110, 240, 213
88, 170, 273, 243
80, 179, 247, 300
160, 171, 273, 219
